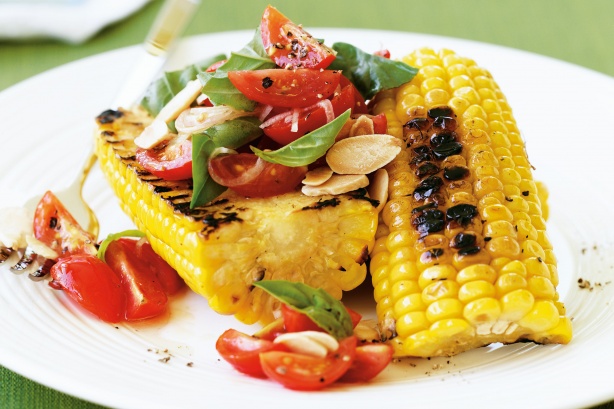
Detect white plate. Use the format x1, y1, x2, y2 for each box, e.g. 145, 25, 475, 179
1, 29, 614, 409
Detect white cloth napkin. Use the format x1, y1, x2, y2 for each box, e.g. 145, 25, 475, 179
0, 0, 151, 43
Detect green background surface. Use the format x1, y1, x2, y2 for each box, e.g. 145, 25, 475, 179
1, 0, 612, 408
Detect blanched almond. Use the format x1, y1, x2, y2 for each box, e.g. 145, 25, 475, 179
368, 168, 389, 213
301, 174, 369, 196
349, 115, 375, 136
273, 331, 339, 358
326, 134, 402, 175
303, 166, 334, 186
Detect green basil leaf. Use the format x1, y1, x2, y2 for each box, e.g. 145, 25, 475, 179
190, 138, 222, 209
251, 109, 351, 167
139, 53, 226, 117
254, 280, 354, 340
329, 42, 418, 100
190, 117, 264, 208
97, 229, 145, 261
199, 28, 276, 111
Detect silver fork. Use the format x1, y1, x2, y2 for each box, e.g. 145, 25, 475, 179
3, 0, 201, 275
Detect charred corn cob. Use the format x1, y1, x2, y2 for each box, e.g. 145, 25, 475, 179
369, 48, 571, 357
95, 108, 378, 324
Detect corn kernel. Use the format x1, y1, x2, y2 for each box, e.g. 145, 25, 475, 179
422, 280, 460, 304
496, 272, 527, 295
397, 311, 430, 337
528, 276, 556, 299
464, 298, 501, 325
500, 289, 534, 321
426, 299, 464, 322
457, 264, 497, 285
518, 300, 560, 332
394, 293, 427, 316
418, 265, 457, 289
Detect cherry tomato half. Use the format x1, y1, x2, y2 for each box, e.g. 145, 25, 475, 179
228, 69, 341, 108
49, 255, 126, 323
134, 240, 184, 295
104, 238, 168, 321
261, 80, 361, 145
260, 335, 357, 390
33, 191, 97, 257
216, 328, 285, 378
281, 303, 362, 333
135, 137, 192, 181
338, 343, 393, 383
208, 153, 307, 198
260, 5, 336, 69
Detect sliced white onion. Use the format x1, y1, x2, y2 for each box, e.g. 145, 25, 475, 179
258, 104, 274, 121
259, 99, 337, 132
209, 147, 238, 161
208, 153, 267, 188
290, 108, 300, 133
318, 99, 335, 123
175, 106, 255, 134
259, 109, 294, 129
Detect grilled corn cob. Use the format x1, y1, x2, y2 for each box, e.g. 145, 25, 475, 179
369, 48, 571, 357
94, 108, 378, 324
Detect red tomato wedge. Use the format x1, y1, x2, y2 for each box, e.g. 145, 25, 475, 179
338, 343, 393, 383
260, 5, 336, 69
33, 191, 97, 257
216, 329, 284, 378
281, 303, 362, 333
208, 153, 307, 198
49, 255, 126, 323
135, 137, 192, 181
104, 238, 168, 321
261, 80, 360, 145
260, 335, 357, 390
228, 69, 341, 108
134, 240, 184, 295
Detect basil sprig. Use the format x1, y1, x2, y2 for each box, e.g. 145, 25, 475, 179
139, 54, 226, 117
96, 229, 146, 261
251, 109, 351, 167
190, 117, 263, 208
329, 42, 418, 100
198, 28, 276, 111
254, 280, 354, 340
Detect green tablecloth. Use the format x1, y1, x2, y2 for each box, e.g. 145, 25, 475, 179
1, 0, 612, 407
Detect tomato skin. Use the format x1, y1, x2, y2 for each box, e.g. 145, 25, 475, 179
33, 191, 97, 257
281, 303, 362, 333
260, 335, 357, 390
371, 113, 388, 134
261, 81, 358, 145
228, 69, 341, 108
208, 153, 307, 198
338, 343, 393, 383
374, 49, 391, 59
206, 59, 227, 72
104, 238, 168, 321
216, 329, 285, 378
260, 5, 336, 69
49, 255, 126, 323
134, 240, 184, 295
135, 138, 192, 181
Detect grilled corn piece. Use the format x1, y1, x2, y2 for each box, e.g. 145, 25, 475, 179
95, 108, 378, 324
369, 48, 571, 357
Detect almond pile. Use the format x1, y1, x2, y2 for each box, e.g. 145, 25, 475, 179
301, 116, 400, 212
